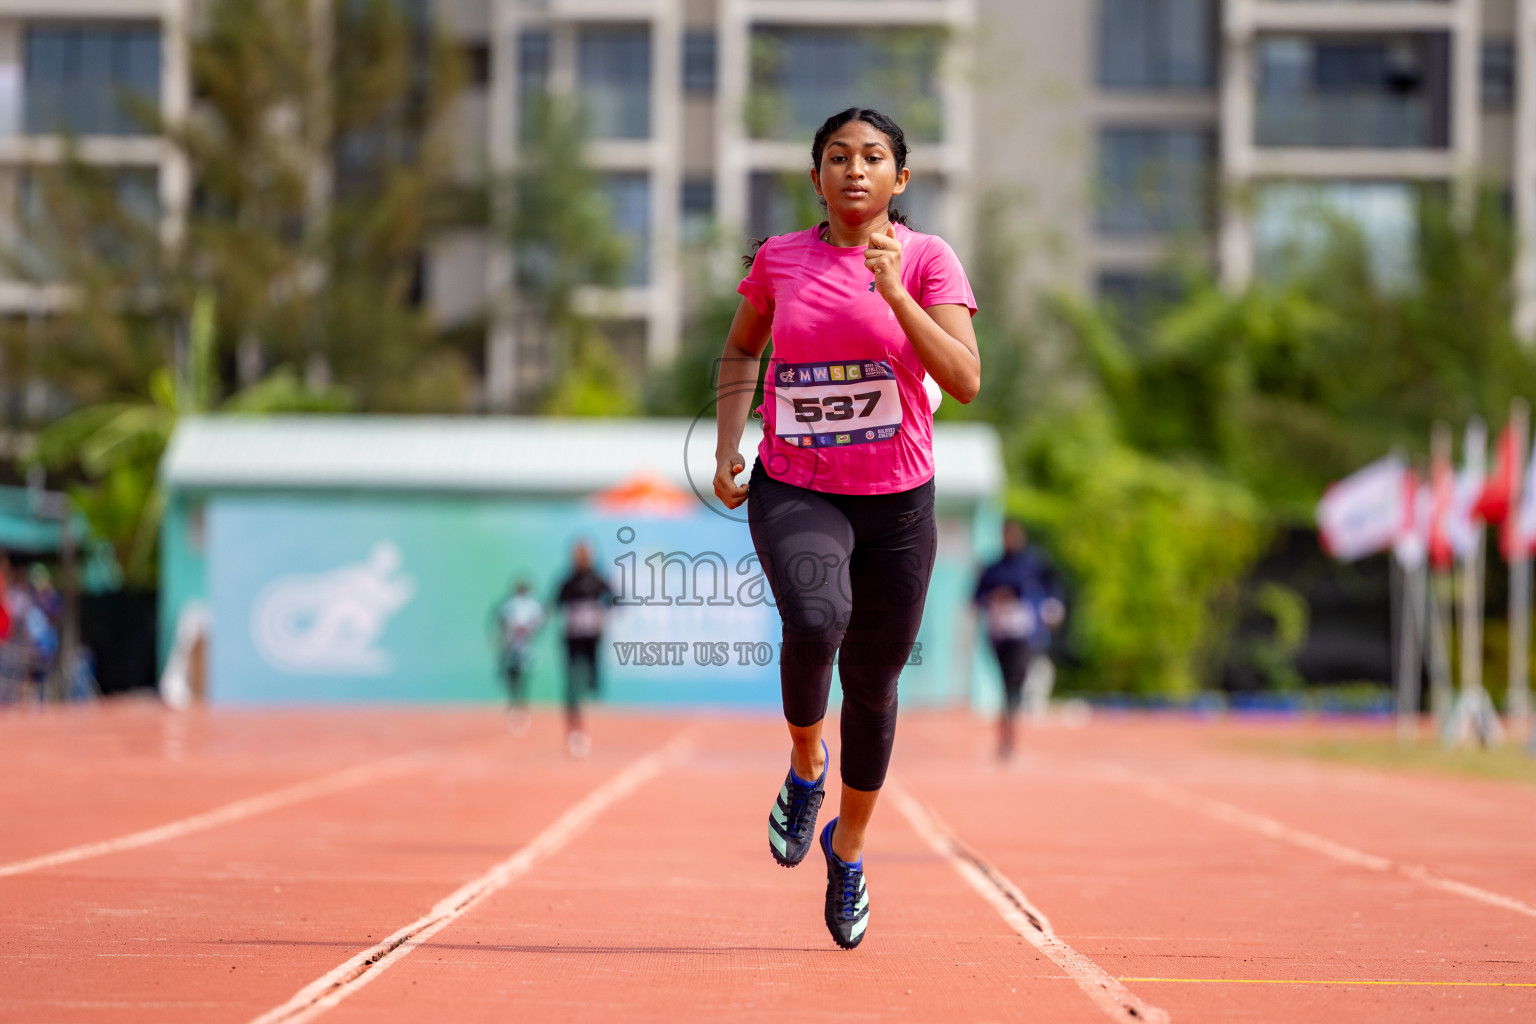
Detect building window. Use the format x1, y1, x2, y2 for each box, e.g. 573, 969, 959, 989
683, 31, 717, 95
681, 177, 714, 242
1098, 0, 1217, 90
1254, 180, 1419, 289
461, 44, 491, 89
1096, 271, 1185, 336
749, 172, 814, 240
1256, 34, 1451, 149
1482, 40, 1515, 110
578, 25, 651, 140
604, 172, 650, 286
518, 29, 551, 143
16, 168, 159, 279
24, 23, 161, 136
748, 27, 943, 142
1097, 126, 1215, 235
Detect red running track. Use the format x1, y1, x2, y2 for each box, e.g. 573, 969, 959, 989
1, 702, 1533, 1022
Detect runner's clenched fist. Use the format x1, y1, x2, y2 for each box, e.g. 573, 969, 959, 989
865, 222, 903, 302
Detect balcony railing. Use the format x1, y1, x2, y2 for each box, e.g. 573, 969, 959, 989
1256, 93, 1445, 149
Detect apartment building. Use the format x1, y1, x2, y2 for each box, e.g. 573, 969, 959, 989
1021, 0, 1526, 319
3, 0, 1534, 418
475, 0, 976, 408
413, 0, 1536, 390
0, 0, 188, 424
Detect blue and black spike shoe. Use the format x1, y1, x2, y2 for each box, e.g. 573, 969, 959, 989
820, 818, 869, 949
768, 740, 827, 867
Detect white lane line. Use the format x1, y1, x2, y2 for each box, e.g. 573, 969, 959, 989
887, 778, 1170, 1024
249, 731, 693, 1024
0, 752, 436, 880
1106, 769, 1536, 921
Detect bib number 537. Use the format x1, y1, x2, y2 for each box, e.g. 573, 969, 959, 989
792, 391, 882, 423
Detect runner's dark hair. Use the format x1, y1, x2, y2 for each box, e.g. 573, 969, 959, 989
743, 107, 911, 268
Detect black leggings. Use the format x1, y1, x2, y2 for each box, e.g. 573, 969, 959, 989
565, 637, 599, 724
992, 640, 1030, 716
747, 459, 937, 792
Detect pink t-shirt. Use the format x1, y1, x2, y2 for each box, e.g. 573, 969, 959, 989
737, 223, 977, 496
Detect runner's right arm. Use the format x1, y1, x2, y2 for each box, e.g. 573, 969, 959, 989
714, 294, 774, 510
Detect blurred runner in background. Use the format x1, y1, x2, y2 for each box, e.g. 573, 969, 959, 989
974, 520, 1065, 759
554, 542, 613, 758
493, 579, 545, 736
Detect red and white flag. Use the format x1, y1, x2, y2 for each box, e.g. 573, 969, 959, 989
1510, 427, 1536, 559
1393, 471, 1432, 571
1318, 454, 1409, 562
1430, 435, 1455, 570
1475, 420, 1520, 527
1446, 418, 1488, 564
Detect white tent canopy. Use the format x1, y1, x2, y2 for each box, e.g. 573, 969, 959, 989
163, 416, 1004, 504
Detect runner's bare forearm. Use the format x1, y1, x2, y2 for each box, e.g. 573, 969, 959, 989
716, 298, 772, 457
884, 292, 979, 403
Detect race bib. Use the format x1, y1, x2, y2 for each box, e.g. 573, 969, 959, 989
772, 359, 902, 449
984, 599, 1036, 642
565, 599, 605, 638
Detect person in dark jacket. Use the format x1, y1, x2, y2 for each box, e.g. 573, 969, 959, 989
554, 541, 613, 757
973, 520, 1064, 759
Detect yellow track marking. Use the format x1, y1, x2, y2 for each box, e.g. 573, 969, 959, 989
1120, 978, 1536, 988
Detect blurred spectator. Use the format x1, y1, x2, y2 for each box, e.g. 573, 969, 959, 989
1, 554, 45, 700
0, 550, 11, 644
974, 520, 1065, 759
555, 541, 613, 758
30, 564, 62, 624
494, 579, 546, 736
27, 564, 61, 672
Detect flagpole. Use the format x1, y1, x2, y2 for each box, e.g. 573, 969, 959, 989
1391, 552, 1405, 737
1446, 529, 1484, 747
1394, 556, 1424, 741
1510, 554, 1532, 734
1427, 566, 1454, 730
1508, 399, 1532, 739
1429, 423, 1455, 731
1447, 526, 1484, 746
1470, 529, 1504, 746
1446, 415, 1502, 749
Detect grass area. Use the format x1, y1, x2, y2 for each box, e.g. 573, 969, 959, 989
1239, 731, 1536, 787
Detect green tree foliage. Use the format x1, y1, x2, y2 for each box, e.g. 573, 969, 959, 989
1021, 186, 1536, 693
2, 0, 473, 417
27, 295, 350, 586
644, 292, 742, 419
1011, 403, 1268, 697
746, 28, 945, 142
504, 97, 636, 415
1066, 189, 1535, 516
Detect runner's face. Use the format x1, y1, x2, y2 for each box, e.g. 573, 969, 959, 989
813, 121, 908, 224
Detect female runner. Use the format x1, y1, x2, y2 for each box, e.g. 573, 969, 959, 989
713, 107, 980, 949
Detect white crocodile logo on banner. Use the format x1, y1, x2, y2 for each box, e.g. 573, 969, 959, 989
251, 542, 415, 675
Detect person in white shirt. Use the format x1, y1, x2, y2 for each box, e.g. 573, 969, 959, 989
494, 580, 545, 736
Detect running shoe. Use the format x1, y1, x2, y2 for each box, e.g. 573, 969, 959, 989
566, 729, 591, 758
820, 818, 869, 949
768, 740, 826, 867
